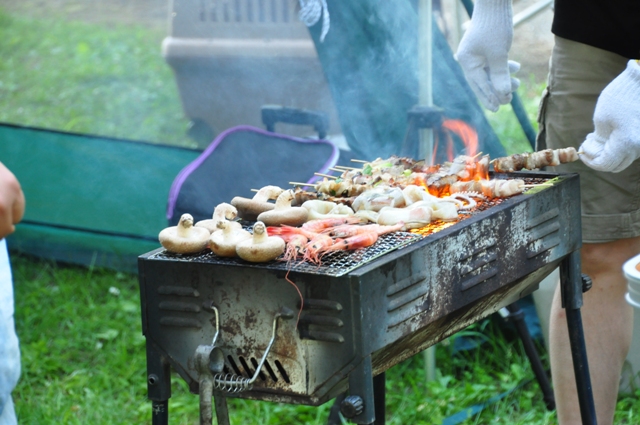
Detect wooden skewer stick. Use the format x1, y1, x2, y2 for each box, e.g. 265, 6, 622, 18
329, 167, 346, 173
472, 151, 483, 159
315, 172, 337, 179
333, 165, 361, 170
522, 183, 554, 187
251, 189, 259, 192
289, 182, 318, 187
577, 151, 584, 155
350, 159, 369, 163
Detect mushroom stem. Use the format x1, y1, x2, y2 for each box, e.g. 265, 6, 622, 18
176, 215, 193, 238
274, 190, 295, 209
252, 222, 269, 244
253, 185, 284, 203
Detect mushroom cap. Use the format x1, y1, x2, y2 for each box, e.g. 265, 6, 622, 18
230, 196, 275, 221
235, 221, 285, 263
195, 219, 242, 234
257, 207, 309, 227
209, 224, 251, 257
158, 213, 210, 254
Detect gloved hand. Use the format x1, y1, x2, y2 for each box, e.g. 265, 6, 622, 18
455, 0, 520, 112
580, 60, 640, 173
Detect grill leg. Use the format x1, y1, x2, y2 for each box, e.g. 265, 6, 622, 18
560, 250, 597, 425
373, 372, 386, 425
146, 341, 171, 425
345, 355, 376, 424
504, 303, 555, 411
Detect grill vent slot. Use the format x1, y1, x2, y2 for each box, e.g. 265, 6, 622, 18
299, 298, 345, 343
224, 355, 290, 384
386, 272, 429, 328
526, 207, 560, 258
157, 286, 200, 297
459, 242, 498, 291
158, 317, 202, 328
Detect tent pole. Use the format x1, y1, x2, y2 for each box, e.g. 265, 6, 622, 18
418, 0, 434, 164
418, 0, 438, 383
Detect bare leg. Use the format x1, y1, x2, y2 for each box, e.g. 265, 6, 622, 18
549, 237, 640, 424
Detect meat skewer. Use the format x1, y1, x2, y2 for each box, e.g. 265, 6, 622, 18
450, 179, 526, 198
493, 147, 580, 173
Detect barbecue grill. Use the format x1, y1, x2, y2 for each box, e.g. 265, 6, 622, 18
138, 171, 596, 425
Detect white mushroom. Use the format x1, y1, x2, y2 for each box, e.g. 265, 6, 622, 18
236, 221, 285, 263
158, 213, 210, 254
195, 202, 241, 233
257, 189, 309, 227
231, 185, 284, 221
209, 220, 251, 257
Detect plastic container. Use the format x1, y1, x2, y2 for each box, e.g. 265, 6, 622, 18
623, 254, 640, 308
163, 0, 341, 147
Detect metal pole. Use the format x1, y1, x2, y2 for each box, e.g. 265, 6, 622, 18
418, 0, 434, 164
418, 0, 438, 382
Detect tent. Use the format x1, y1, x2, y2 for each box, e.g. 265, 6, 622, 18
0, 123, 200, 272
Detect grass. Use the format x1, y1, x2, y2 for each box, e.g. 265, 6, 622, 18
0, 8, 193, 147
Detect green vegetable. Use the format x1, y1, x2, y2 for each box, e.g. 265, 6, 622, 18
363, 164, 372, 175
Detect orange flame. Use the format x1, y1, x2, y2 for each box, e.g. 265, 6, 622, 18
437, 119, 479, 161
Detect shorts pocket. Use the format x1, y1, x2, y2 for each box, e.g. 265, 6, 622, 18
535, 87, 550, 151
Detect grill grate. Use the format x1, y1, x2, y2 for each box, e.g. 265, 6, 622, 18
150, 231, 422, 277
151, 175, 557, 276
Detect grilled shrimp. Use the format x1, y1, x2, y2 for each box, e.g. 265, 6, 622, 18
301, 217, 361, 233
302, 234, 336, 265
283, 234, 309, 263
323, 232, 379, 253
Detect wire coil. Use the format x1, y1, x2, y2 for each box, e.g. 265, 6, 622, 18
212, 373, 253, 393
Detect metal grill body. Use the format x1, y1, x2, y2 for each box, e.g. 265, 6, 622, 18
138, 172, 587, 424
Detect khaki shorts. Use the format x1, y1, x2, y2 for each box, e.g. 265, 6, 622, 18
537, 36, 640, 243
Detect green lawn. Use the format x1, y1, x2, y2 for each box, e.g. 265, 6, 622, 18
0, 8, 193, 147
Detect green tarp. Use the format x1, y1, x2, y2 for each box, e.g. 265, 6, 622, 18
0, 124, 199, 272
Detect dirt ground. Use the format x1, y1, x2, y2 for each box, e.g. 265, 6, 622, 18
0, 0, 554, 82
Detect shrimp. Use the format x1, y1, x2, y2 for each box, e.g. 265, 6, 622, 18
302, 234, 335, 265
323, 232, 379, 253
283, 233, 309, 263
267, 225, 319, 240
301, 217, 361, 233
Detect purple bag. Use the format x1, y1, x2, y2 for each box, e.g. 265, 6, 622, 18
166, 125, 340, 225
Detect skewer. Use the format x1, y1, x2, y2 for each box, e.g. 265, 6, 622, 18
329, 167, 346, 173
350, 159, 369, 163
333, 165, 361, 170
289, 182, 318, 187
522, 183, 554, 187
315, 172, 337, 179
472, 151, 483, 159
577, 151, 584, 155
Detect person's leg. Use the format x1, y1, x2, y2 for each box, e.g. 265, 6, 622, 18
550, 238, 639, 424
0, 239, 19, 425
539, 36, 640, 424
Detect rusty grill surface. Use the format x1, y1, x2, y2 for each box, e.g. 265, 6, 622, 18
139, 171, 582, 417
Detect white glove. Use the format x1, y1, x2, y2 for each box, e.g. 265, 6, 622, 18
455, 0, 520, 112
579, 60, 640, 173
